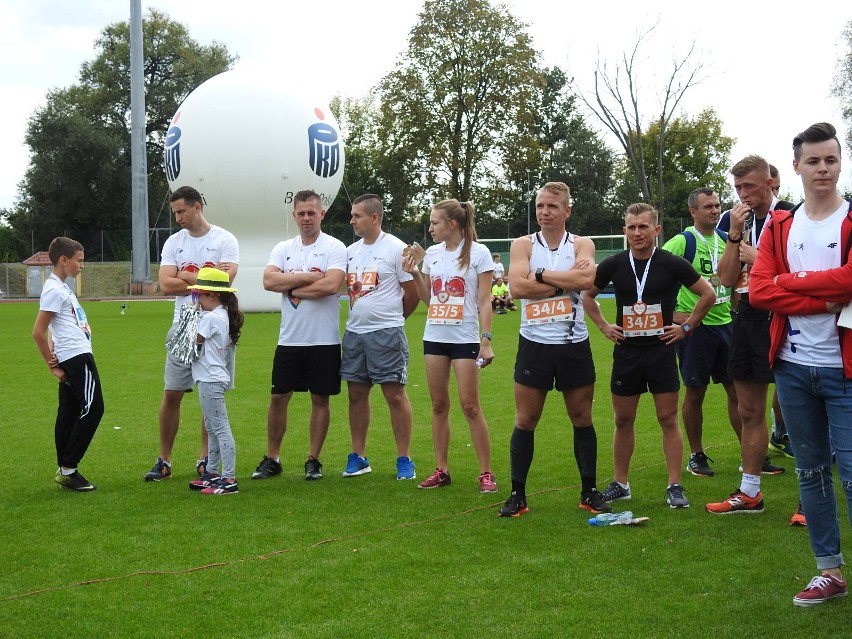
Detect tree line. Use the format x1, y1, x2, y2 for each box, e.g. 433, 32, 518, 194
2, 1, 850, 263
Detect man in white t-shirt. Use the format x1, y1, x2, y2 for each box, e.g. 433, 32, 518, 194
750, 122, 852, 607
251, 190, 347, 482
145, 186, 239, 482
492, 253, 505, 283
339, 194, 420, 480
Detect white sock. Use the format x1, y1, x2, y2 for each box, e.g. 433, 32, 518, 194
618, 481, 630, 491
740, 473, 761, 498
61, 467, 76, 476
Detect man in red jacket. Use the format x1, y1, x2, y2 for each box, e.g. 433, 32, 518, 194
750, 122, 852, 608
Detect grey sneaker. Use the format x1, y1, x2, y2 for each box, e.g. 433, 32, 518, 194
600, 480, 632, 502
304, 457, 323, 481
666, 483, 689, 508
687, 451, 715, 477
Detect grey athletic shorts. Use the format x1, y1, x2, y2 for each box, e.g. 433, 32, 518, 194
340, 326, 409, 385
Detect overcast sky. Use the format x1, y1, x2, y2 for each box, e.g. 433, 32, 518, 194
1, 0, 850, 211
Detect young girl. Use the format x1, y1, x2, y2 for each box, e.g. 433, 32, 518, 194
403, 199, 497, 493
187, 267, 244, 495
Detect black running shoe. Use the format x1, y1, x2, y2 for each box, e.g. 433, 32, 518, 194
498, 491, 529, 517
687, 451, 715, 477
761, 457, 785, 475
55, 470, 96, 492
579, 490, 613, 514
251, 455, 282, 479
304, 457, 323, 481
144, 457, 171, 482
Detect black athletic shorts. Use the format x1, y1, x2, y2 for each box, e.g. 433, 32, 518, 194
271, 344, 341, 396
514, 335, 595, 391
611, 341, 680, 396
727, 314, 774, 384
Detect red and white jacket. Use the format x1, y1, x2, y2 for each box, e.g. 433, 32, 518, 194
749, 201, 852, 377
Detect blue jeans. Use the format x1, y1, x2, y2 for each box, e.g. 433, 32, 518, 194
774, 359, 852, 570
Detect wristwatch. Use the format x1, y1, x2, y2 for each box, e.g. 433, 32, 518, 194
680, 322, 693, 336
535, 268, 545, 283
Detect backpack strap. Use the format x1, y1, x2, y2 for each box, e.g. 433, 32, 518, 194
680, 230, 697, 263
679, 228, 726, 263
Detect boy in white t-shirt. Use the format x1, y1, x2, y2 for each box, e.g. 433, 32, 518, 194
32, 237, 104, 491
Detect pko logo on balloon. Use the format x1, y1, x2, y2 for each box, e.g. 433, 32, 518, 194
163, 109, 340, 182
164, 125, 181, 182
309, 109, 341, 178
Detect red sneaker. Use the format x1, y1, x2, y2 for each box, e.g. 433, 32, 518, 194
793, 574, 847, 607
418, 468, 451, 489
478, 471, 497, 494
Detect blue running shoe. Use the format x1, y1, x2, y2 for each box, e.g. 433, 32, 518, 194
396, 456, 416, 480
341, 453, 371, 477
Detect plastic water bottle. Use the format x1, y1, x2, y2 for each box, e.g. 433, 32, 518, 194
588, 511, 634, 526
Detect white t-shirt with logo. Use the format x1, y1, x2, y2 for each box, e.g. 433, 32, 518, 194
161, 225, 240, 323
779, 202, 847, 368
39, 273, 93, 362
422, 241, 493, 343
268, 232, 347, 346
345, 233, 413, 334
192, 306, 232, 385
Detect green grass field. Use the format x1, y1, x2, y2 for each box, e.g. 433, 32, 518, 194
0, 298, 849, 638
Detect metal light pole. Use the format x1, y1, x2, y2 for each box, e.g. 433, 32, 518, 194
129, 0, 150, 290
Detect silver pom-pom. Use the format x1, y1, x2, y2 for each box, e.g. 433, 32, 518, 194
166, 303, 202, 365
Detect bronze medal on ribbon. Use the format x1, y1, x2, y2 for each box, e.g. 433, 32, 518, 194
437, 290, 449, 303
352, 280, 362, 293
632, 301, 647, 315
710, 274, 721, 287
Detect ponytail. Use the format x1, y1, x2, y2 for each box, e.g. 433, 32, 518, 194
433, 198, 478, 270
219, 292, 244, 345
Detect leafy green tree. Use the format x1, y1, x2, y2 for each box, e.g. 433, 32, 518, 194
533, 68, 617, 235
643, 108, 734, 226
612, 108, 734, 238
833, 20, 852, 155
10, 9, 235, 258
377, 0, 542, 219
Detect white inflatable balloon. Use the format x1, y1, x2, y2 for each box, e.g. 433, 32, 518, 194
163, 69, 345, 311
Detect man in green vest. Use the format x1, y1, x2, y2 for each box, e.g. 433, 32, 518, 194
662, 188, 739, 478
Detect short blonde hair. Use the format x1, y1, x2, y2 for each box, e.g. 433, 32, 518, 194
539, 181, 571, 208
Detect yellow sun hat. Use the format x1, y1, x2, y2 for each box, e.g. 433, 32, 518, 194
188, 267, 238, 293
